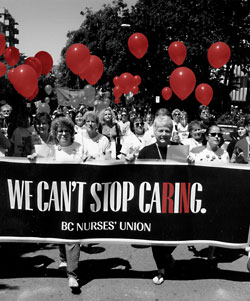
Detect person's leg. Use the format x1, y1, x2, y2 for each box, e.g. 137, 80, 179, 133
58, 244, 68, 269
152, 246, 176, 285
65, 244, 80, 287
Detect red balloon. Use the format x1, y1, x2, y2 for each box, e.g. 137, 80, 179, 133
9, 65, 38, 98
25, 57, 42, 77
66, 43, 91, 75
168, 41, 187, 66
0, 33, 6, 56
0, 62, 6, 77
113, 76, 119, 86
170, 67, 196, 100
27, 86, 39, 101
114, 98, 120, 104
113, 86, 123, 98
35, 51, 53, 75
84, 55, 104, 85
128, 33, 148, 59
4, 46, 20, 66
195, 83, 213, 106
119, 72, 134, 94
207, 42, 231, 69
7, 68, 15, 84
161, 87, 172, 101
134, 75, 141, 86
131, 86, 139, 95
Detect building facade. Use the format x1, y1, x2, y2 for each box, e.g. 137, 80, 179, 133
0, 7, 19, 47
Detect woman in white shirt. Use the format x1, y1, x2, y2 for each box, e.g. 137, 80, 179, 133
120, 117, 147, 160
82, 111, 110, 160
188, 124, 229, 164
182, 120, 205, 151
50, 116, 84, 162
72, 107, 88, 146
49, 116, 85, 289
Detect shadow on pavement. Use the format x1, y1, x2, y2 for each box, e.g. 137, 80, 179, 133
188, 245, 247, 263
75, 256, 250, 287
0, 284, 19, 291
0, 243, 249, 285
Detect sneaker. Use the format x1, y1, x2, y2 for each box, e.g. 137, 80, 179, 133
152, 274, 164, 285
68, 277, 79, 288
58, 261, 67, 269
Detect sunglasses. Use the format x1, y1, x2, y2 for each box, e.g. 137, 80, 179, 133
134, 122, 143, 127
208, 132, 223, 138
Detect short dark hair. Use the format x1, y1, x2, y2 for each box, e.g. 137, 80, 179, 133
130, 117, 144, 133
188, 120, 202, 133
33, 112, 51, 133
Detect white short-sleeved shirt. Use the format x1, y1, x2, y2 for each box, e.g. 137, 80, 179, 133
52, 141, 84, 162
190, 146, 229, 163
120, 133, 146, 157
82, 134, 110, 159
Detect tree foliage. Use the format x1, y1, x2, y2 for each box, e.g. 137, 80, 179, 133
57, 0, 250, 117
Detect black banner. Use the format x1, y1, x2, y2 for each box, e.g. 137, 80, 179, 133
0, 158, 250, 248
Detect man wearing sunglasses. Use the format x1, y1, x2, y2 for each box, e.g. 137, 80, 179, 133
188, 124, 229, 163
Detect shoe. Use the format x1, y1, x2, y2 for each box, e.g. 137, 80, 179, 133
152, 273, 164, 285
68, 277, 79, 288
58, 261, 67, 269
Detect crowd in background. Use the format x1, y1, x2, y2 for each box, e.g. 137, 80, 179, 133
0, 100, 249, 163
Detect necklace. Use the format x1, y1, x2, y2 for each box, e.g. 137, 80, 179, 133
156, 143, 167, 160
136, 135, 143, 143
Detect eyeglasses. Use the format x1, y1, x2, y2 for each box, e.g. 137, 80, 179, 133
122, 114, 127, 116
134, 122, 143, 127
174, 113, 181, 116
208, 132, 222, 138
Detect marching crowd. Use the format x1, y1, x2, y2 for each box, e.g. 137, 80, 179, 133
0, 100, 249, 289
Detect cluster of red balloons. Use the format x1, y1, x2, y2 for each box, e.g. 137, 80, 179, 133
66, 43, 104, 85
162, 41, 231, 105
8, 50, 53, 100
162, 67, 213, 105
113, 73, 141, 103
128, 33, 148, 59
0, 33, 54, 100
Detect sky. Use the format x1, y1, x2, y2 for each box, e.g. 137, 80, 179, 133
1, 0, 137, 65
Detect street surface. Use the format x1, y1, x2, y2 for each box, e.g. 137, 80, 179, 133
0, 242, 249, 300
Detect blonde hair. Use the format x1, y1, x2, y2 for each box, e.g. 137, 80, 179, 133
98, 107, 116, 125
153, 115, 173, 132
82, 111, 100, 126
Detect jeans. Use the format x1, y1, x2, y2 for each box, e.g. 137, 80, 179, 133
59, 244, 80, 280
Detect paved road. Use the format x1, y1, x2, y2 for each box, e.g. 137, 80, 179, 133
0, 242, 249, 300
